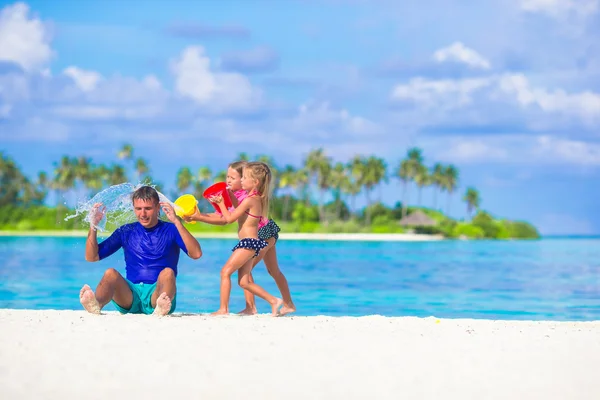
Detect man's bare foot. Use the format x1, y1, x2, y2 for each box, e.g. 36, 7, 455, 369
79, 284, 101, 314
153, 292, 172, 317
279, 303, 296, 316
211, 308, 229, 316
237, 307, 258, 316
271, 298, 283, 316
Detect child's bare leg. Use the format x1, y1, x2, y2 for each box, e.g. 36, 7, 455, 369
212, 249, 254, 316
237, 270, 257, 315
236, 240, 274, 315
239, 261, 282, 316
263, 241, 296, 315
238, 239, 275, 315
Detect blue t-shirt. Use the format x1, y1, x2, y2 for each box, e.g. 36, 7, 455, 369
98, 220, 188, 284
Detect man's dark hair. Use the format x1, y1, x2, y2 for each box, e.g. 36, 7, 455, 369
132, 186, 160, 205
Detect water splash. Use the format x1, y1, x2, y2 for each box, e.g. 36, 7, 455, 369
64, 182, 181, 232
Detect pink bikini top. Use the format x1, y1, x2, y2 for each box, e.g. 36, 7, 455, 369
233, 190, 268, 228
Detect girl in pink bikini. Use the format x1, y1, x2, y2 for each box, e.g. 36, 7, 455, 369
232, 178, 296, 316
185, 160, 295, 315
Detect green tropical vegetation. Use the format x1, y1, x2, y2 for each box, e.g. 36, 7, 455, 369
0, 145, 539, 239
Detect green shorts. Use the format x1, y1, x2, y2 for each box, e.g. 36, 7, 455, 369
112, 279, 177, 315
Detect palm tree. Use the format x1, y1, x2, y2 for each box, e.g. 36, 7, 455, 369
328, 162, 348, 220
294, 168, 310, 206
396, 160, 412, 219
197, 167, 212, 186
362, 156, 387, 225
118, 144, 133, 161
52, 156, 76, 207
431, 163, 445, 210
85, 165, 106, 194
413, 164, 430, 207
214, 170, 227, 182
108, 164, 127, 186
237, 152, 250, 162
443, 165, 459, 216
407, 147, 423, 165
36, 171, 49, 201
463, 187, 481, 219
348, 155, 365, 215
278, 165, 296, 221
396, 147, 424, 219
371, 156, 387, 201
117, 143, 134, 181
134, 158, 149, 183
304, 148, 331, 223
176, 167, 194, 194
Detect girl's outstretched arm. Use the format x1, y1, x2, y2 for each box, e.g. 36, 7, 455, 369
185, 211, 226, 225
215, 195, 253, 224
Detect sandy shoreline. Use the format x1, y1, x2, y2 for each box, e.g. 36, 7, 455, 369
0, 230, 444, 241
1, 309, 598, 400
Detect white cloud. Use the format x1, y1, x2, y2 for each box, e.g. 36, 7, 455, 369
498, 73, 600, 121
520, 0, 599, 18
391, 77, 492, 108
52, 104, 165, 120
184, 101, 385, 163
433, 42, 491, 70
170, 46, 260, 111
63, 66, 102, 92
0, 116, 70, 141
430, 134, 600, 166
0, 2, 52, 71
391, 73, 600, 124
291, 101, 382, 137
535, 135, 600, 165
48, 74, 167, 121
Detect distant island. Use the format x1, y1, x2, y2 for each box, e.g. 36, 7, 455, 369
0, 145, 539, 240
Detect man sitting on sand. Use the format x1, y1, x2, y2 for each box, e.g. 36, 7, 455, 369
80, 185, 202, 316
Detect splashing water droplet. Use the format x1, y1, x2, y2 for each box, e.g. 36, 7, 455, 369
64, 182, 179, 232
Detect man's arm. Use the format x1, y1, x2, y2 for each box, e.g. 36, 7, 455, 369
173, 219, 202, 259
85, 226, 100, 262
160, 202, 202, 260
85, 203, 106, 262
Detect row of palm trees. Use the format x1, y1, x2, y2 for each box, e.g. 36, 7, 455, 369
2, 144, 482, 222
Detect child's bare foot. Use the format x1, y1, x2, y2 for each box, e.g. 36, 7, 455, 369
211, 308, 229, 316
271, 298, 283, 316
153, 292, 172, 317
237, 307, 258, 316
280, 303, 296, 316
79, 284, 101, 314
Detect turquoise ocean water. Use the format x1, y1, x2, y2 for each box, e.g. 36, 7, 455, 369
0, 236, 598, 320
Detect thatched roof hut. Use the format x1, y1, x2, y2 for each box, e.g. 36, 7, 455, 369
399, 210, 437, 226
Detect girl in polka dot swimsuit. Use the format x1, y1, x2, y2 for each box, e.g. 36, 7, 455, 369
208, 161, 283, 316
184, 160, 295, 316
233, 186, 296, 317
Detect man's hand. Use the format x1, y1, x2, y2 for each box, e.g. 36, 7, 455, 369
160, 202, 178, 223
89, 203, 106, 227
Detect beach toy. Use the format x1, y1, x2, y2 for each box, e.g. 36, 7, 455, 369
174, 194, 198, 224
203, 182, 233, 213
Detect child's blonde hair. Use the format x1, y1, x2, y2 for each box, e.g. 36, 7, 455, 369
244, 161, 272, 220
228, 160, 247, 177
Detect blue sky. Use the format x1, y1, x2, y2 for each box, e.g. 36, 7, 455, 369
1, 0, 599, 235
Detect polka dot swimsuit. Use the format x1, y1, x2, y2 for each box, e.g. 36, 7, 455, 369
232, 238, 268, 258
258, 220, 281, 242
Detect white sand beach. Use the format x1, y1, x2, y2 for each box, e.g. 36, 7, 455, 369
1, 310, 598, 400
